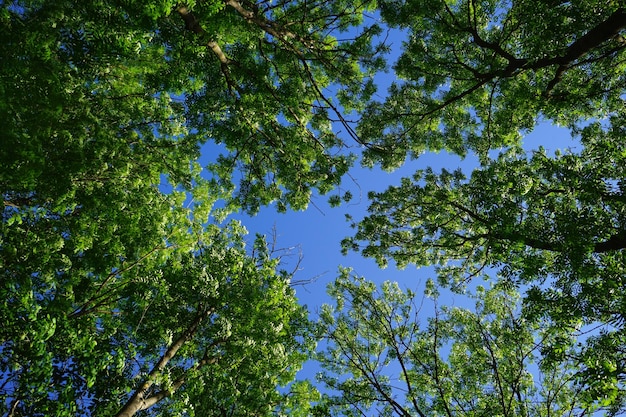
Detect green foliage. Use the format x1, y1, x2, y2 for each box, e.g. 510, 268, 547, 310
1, 0, 384, 219
341, 1, 626, 408
1, 0, 381, 414
316, 272, 612, 416
4, 0, 626, 414
360, 0, 626, 168
1, 222, 312, 416
345, 112, 626, 406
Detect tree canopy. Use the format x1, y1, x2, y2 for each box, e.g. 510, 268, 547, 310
344, 113, 626, 407
359, 1, 626, 168
1, 0, 378, 414
316, 272, 622, 416
2, 221, 312, 416
344, 0, 626, 406
3, 0, 626, 415
2, 0, 384, 215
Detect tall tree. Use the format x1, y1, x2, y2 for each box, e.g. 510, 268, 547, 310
358, 0, 626, 168
1, 0, 383, 337
339, 0, 626, 406
343, 110, 626, 404
1, 0, 379, 414
2, 222, 313, 417
1, 0, 384, 214
316, 272, 623, 416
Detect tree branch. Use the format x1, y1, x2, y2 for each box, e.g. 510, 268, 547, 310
176, 6, 235, 91
114, 307, 213, 417
594, 231, 626, 253
414, 6, 626, 117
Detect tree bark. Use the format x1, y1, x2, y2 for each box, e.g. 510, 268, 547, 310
560, 7, 626, 64
176, 6, 230, 65
114, 309, 211, 417
594, 231, 626, 253
493, 230, 626, 254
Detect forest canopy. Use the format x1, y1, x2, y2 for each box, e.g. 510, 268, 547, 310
1, 0, 626, 416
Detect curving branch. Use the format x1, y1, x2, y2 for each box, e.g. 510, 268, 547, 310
409, 4, 626, 120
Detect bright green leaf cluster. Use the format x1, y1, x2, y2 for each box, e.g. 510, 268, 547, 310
360, 1, 626, 167
316, 273, 603, 416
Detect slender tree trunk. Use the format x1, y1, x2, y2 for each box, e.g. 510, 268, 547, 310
114, 309, 209, 417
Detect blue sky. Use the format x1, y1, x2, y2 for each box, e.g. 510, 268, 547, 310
224, 120, 577, 391
195, 18, 581, 389
230, 122, 576, 313
221, 17, 582, 316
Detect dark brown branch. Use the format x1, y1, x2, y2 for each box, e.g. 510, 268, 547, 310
594, 231, 626, 253
562, 8, 626, 64
495, 8, 626, 77
543, 8, 626, 95
176, 5, 203, 34
415, 6, 626, 118
488, 229, 626, 254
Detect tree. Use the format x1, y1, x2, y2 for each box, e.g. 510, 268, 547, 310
2, 0, 381, 414
316, 271, 623, 416
2, 221, 313, 417
358, 0, 626, 168
1, 0, 384, 214
337, 0, 626, 406
343, 110, 626, 404
1, 0, 383, 346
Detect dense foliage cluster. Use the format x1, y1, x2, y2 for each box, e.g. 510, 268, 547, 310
1, 0, 377, 414
2, 0, 625, 416
316, 272, 602, 416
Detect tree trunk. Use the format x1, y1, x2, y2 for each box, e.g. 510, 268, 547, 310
114, 309, 209, 417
